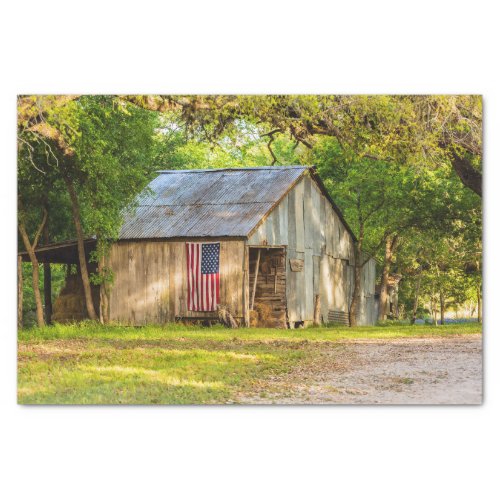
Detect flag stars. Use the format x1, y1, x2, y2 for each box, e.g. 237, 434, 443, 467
201, 243, 220, 274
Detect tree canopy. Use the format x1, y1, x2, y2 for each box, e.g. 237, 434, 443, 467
17, 94, 482, 326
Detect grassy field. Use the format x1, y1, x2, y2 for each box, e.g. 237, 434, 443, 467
18, 322, 481, 404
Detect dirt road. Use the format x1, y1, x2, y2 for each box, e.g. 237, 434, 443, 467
240, 335, 482, 404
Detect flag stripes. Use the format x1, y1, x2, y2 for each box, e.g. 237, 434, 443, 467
186, 242, 220, 311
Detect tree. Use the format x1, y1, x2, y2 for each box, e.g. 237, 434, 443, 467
18, 206, 47, 327
18, 96, 160, 322
312, 139, 412, 325
128, 95, 482, 196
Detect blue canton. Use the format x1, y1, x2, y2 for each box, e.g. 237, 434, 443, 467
201, 243, 220, 274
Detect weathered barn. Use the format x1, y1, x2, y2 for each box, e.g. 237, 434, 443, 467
21, 166, 377, 327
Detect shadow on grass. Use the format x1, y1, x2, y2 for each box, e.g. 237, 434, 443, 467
18, 345, 296, 405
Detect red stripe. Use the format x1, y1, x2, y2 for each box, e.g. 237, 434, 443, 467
197, 244, 202, 311
191, 243, 195, 310
186, 243, 190, 310
205, 273, 209, 311
216, 272, 220, 306
210, 274, 215, 311
211, 274, 215, 310
213, 274, 216, 310
202, 272, 206, 311
193, 244, 197, 311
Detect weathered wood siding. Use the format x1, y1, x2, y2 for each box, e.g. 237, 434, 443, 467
108, 240, 245, 325
248, 172, 376, 325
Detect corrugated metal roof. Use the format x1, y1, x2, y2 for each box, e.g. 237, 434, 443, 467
119, 166, 308, 239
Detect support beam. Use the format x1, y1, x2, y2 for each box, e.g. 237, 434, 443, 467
313, 294, 321, 326
18, 256, 23, 329
250, 249, 261, 311
43, 223, 52, 324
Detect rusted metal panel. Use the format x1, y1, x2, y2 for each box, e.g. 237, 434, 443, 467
119, 166, 307, 239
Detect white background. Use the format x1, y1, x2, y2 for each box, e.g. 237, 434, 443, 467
1, 1, 498, 499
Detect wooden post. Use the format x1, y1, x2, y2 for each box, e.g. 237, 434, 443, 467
43, 223, 52, 324
18, 255, 23, 329
98, 252, 109, 324
243, 245, 249, 327
250, 248, 261, 311
313, 294, 321, 326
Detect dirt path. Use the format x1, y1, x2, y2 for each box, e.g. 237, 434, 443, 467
239, 335, 482, 405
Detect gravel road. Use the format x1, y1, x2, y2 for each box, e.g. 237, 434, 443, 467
240, 335, 482, 405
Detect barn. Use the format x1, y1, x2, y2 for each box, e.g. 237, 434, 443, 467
21, 166, 377, 327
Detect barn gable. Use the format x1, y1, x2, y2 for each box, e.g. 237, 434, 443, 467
247, 171, 376, 326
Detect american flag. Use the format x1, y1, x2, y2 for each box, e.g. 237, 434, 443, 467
186, 242, 220, 312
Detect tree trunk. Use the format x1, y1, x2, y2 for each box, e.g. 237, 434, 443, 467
451, 153, 482, 197
18, 256, 23, 329
98, 252, 109, 325
18, 222, 45, 328
431, 294, 438, 326
62, 172, 97, 321
43, 223, 52, 324
349, 243, 362, 327
410, 270, 422, 325
439, 289, 445, 325
393, 285, 399, 319
378, 234, 398, 322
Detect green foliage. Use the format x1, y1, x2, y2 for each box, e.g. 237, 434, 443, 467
22, 263, 66, 327
17, 95, 482, 326
66, 96, 160, 242
151, 118, 305, 170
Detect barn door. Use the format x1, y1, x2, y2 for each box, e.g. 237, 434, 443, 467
248, 247, 287, 328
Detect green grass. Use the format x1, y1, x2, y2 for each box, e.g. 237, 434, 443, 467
18, 322, 481, 404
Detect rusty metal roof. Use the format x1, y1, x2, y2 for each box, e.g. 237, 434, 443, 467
119, 166, 308, 239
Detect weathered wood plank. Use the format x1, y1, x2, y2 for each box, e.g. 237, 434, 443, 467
264, 212, 274, 245
287, 188, 297, 251
313, 255, 320, 296
303, 175, 313, 249
278, 194, 288, 246
311, 182, 321, 256
294, 179, 305, 252
304, 248, 314, 320
160, 243, 170, 322
319, 253, 331, 321
272, 208, 280, 245
325, 204, 334, 256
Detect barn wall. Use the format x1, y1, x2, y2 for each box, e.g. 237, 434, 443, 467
247, 173, 376, 325
108, 239, 245, 325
